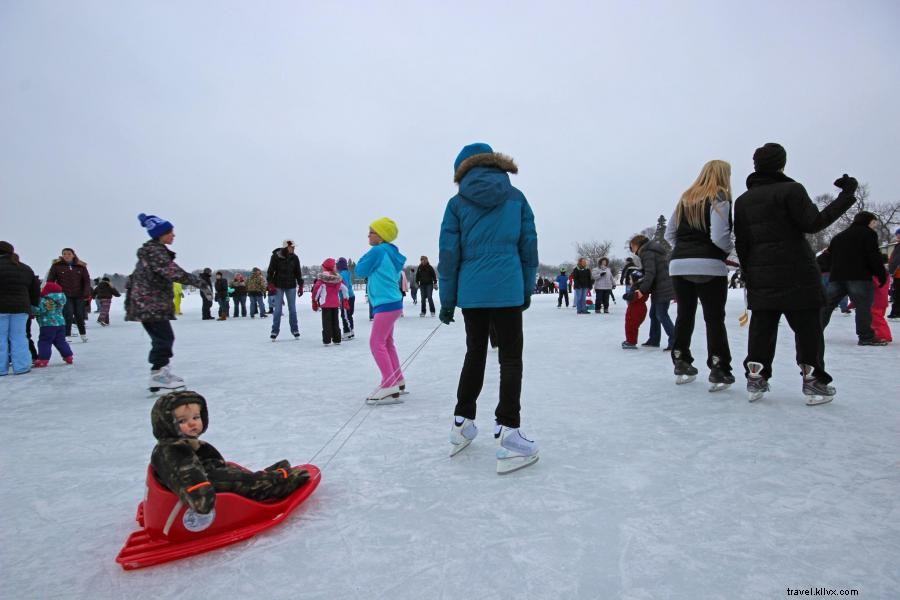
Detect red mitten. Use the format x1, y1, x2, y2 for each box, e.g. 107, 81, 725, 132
343, 299, 349, 310
312, 301, 319, 312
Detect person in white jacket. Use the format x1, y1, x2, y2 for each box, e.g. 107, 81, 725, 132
590, 258, 615, 313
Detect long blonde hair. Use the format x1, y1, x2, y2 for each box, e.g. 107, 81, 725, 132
675, 160, 731, 230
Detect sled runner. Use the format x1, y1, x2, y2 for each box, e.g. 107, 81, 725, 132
116, 463, 321, 570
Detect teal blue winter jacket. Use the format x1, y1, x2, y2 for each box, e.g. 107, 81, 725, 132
439, 154, 538, 309
355, 242, 406, 313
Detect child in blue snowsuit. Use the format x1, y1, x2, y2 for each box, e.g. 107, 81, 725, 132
555, 270, 569, 307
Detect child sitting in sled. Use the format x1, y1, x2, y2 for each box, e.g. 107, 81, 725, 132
150, 391, 310, 515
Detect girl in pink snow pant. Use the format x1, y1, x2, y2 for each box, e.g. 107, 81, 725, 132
370, 309, 403, 386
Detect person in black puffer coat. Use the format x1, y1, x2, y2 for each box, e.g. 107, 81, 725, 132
571, 258, 593, 314
734, 142, 857, 398
0, 241, 40, 374
820, 211, 888, 344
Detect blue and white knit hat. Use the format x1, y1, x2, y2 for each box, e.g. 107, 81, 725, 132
138, 213, 174, 239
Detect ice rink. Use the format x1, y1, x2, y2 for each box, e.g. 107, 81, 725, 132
2, 291, 898, 599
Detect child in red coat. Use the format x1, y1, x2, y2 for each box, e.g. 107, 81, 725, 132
871, 274, 892, 342
622, 270, 647, 349
312, 258, 350, 345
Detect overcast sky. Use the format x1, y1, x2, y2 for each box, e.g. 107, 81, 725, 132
2, 0, 898, 276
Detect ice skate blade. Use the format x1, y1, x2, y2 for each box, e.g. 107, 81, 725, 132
449, 439, 472, 457
708, 383, 731, 393
675, 374, 696, 385
148, 385, 187, 398
365, 395, 404, 406
748, 391, 765, 403
805, 394, 834, 406
496, 454, 539, 475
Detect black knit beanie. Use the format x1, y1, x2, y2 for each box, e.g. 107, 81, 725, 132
753, 143, 787, 173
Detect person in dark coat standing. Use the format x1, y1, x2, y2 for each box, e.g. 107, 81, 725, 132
571, 258, 593, 314
415, 256, 438, 317
733, 143, 857, 403
630, 235, 675, 349
0, 241, 40, 375
46, 247, 91, 342
266, 239, 304, 340
820, 211, 889, 345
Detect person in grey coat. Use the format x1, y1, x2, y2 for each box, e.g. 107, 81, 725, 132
630, 235, 674, 349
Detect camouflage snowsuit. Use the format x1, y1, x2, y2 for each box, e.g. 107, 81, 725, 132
150, 391, 310, 515
126, 240, 207, 322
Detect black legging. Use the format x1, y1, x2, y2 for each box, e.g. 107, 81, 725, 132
671, 276, 731, 371
455, 307, 523, 428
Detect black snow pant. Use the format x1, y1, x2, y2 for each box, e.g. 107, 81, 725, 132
744, 308, 831, 384
890, 278, 900, 318
201, 296, 213, 320
455, 307, 524, 428
341, 297, 355, 333
63, 296, 86, 336
671, 276, 731, 372
419, 284, 436, 315
557, 289, 569, 307
321, 307, 341, 344
143, 320, 175, 371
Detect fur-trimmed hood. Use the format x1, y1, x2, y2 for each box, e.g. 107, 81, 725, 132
454, 153, 519, 208
52, 256, 87, 268
316, 271, 343, 284
453, 152, 518, 184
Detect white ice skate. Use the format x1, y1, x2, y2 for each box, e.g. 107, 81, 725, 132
396, 378, 409, 396
80, 334, 88, 343
801, 364, 835, 406
495, 425, 539, 474
365, 385, 403, 405
148, 366, 186, 395
746, 361, 768, 403
449, 417, 478, 457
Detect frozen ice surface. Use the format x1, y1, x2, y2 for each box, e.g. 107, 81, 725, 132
2, 291, 898, 599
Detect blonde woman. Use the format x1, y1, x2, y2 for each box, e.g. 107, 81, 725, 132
664, 160, 734, 390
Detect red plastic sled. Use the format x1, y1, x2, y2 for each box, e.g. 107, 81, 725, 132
116, 463, 321, 570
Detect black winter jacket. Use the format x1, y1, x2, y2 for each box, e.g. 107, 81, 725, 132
734, 172, 855, 311
636, 241, 674, 300
828, 220, 887, 284
571, 266, 593, 289
91, 281, 121, 299
267, 248, 304, 291
0, 255, 39, 313
415, 264, 437, 286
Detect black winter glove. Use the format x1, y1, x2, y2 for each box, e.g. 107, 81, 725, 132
833, 174, 858, 194
439, 306, 455, 325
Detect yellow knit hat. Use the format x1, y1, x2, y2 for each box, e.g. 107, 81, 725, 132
369, 217, 398, 243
